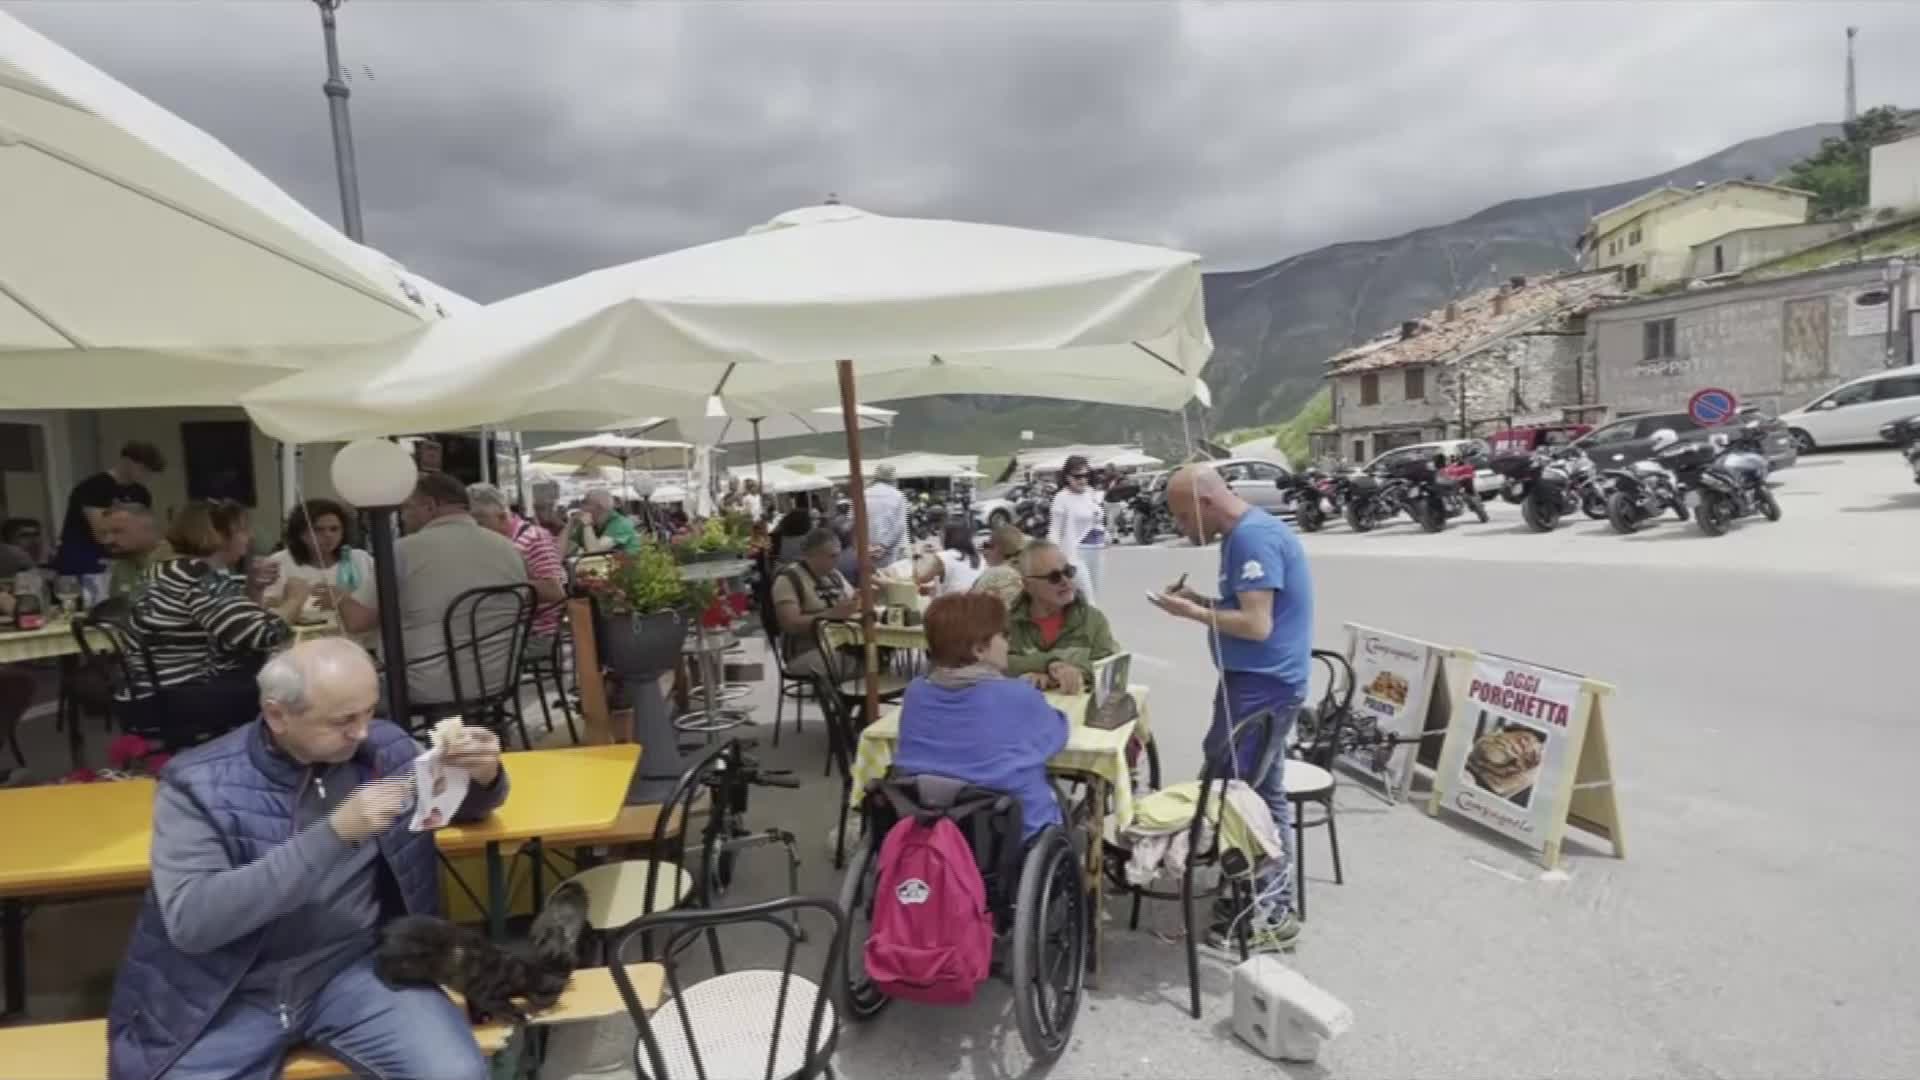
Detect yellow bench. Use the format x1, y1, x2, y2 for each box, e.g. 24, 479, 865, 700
0, 962, 663, 1080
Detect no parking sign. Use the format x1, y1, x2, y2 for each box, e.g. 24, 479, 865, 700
1687, 387, 1738, 427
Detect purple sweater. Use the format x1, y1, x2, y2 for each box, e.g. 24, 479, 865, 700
893, 675, 1068, 839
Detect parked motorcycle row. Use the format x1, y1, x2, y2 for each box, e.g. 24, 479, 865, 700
1280, 419, 1788, 540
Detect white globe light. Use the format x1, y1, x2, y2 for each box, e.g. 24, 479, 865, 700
332, 438, 418, 508
633, 475, 657, 499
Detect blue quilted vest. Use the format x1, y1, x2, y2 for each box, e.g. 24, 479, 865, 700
105, 718, 439, 1080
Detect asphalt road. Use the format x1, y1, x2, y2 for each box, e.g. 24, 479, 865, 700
549, 451, 1919, 1080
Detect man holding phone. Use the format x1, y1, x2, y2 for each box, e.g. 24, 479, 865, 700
1147, 464, 1314, 951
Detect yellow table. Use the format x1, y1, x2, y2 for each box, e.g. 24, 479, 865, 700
0, 619, 110, 665
857, 621, 927, 652
847, 685, 1151, 975
0, 744, 641, 1016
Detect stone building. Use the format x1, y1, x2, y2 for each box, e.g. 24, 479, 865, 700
1313, 272, 1621, 464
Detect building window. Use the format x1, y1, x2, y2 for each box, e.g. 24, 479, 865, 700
1351, 440, 1365, 463
1404, 367, 1425, 400
1624, 265, 1641, 291
1713, 245, 1725, 274
1642, 318, 1677, 361
181, 421, 257, 506
1629, 227, 1641, 245
1359, 372, 1379, 406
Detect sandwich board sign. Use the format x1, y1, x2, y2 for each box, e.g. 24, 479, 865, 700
1339, 624, 1458, 802
1427, 652, 1624, 869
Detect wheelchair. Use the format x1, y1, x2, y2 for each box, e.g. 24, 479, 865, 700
834, 774, 1090, 1064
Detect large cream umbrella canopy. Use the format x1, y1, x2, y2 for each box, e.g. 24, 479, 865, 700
0, 11, 463, 405
241, 203, 1210, 443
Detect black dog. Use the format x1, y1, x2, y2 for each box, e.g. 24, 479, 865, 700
375, 880, 590, 1024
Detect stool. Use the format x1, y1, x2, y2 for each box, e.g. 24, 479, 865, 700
1283, 760, 1342, 919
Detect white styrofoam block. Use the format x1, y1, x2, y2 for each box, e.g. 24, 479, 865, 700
1230, 955, 1354, 1063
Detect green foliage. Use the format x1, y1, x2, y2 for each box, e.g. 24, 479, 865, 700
677, 516, 749, 559
1781, 106, 1912, 219
585, 539, 686, 616
1218, 387, 1331, 464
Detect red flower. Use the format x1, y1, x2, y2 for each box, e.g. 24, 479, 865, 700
63, 768, 102, 784
145, 753, 172, 774
106, 733, 150, 769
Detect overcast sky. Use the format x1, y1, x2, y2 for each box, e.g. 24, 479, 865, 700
9, 1, 1919, 303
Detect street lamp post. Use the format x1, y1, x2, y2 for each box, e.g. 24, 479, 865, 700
1884, 257, 1908, 368
314, 0, 364, 243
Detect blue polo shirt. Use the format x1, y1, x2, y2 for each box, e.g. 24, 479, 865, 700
1213, 508, 1313, 692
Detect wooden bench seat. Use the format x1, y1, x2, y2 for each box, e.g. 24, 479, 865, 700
0, 962, 662, 1080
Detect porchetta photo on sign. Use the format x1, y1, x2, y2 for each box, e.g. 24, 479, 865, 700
1463, 715, 1546, 809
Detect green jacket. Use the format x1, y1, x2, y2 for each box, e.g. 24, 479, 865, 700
1005, 593, 1120, 682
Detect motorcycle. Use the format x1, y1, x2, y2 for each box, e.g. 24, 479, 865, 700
1014, 481, 1053, 538
1602, 459, 1688, 534
1659, 420, 1779, 537
1276, 467, 1341, 532
1491, 445, 1600, 532
1375, 457, 1486, 532
1342, 471, 1414, 533
1878, 414, 1920, 486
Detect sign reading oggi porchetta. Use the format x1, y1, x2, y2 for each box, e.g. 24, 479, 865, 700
1430, 653, 1624, 868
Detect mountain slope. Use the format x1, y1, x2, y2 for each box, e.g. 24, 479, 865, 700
1200, 122, 1838, 429
821, 123, 1836, 457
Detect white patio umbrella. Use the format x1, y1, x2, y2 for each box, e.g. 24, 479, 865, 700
528, 434, 695, 471
243, 202, 1212, 718
0, 12, 466, 405
1101, 449, 1164, 470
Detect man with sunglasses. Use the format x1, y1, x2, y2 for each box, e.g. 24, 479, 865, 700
1004, 540, 1119, 694
1148, 464, 1314, 952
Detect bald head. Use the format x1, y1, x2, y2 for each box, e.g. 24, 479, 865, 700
258, 639, 380, 764
1165, 464, 1244, 544
584, 489, 616, 525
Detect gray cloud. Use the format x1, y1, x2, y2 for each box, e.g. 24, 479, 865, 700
9, 0, 1920, 305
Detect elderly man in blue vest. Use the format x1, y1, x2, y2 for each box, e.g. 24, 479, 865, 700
107, 638, 511, 1080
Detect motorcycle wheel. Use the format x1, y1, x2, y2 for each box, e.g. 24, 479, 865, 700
1520, 495, 1559, 533
1134, 514, 1154, 546
1417, 497, 1446, 533
1580, 488, 1609, 520
1468, 493, 1490, 524
1605, 491, 1640, 535
1695, 491, 1733, 537
1758, 486, 1782, 522
1672, 500, 1690, 522
1296, 501, 1324, 533
1344, 501, 1375, 534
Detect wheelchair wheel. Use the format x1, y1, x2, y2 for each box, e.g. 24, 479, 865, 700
834, 838, 892, 1022
1011, 827, 1087, 1064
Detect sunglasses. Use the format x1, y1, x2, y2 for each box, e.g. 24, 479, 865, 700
1067, 473, 1090, 481
1024, 565, 1078, 585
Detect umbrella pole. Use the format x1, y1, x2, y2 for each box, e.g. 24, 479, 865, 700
752, 419, 766, 511
837, 360, 881, 726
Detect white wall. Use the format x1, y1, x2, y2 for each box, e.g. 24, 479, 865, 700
1870, 134, 1920, 211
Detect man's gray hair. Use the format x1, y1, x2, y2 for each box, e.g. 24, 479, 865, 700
1019, 539, 1062, 575
466, 482, 509, 514
802, 526, 841, 554
584, 489, 615, 510
256, 650, 309, 714
873, 465, 897, 483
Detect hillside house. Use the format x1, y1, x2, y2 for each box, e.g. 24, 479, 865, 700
1578, 180, 1811, 291
1314, 272, 1622, 464
1870, 131, 1920, 212
1686, 221, 1851, 281
1586, 256, 1915, 416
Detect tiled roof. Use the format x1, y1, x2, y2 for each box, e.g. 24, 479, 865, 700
1326, 272, 1622, 375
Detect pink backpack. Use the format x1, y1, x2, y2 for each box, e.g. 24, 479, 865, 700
863, 814, 993, 1004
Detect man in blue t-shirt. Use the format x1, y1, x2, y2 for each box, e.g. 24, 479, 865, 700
1149, 464, 1314, 950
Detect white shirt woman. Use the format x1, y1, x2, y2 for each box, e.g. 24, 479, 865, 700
915, 525, 986, 597
1048, 458, 1106, 603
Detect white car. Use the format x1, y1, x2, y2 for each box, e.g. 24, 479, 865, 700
1781, 366, 1920, 451
1361, 439, 1502, 496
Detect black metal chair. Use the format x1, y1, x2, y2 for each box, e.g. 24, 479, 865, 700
756, 563, 813, 747
608, 895, 845, 1080
70, 603, 194, 751
812, 618, 910, 732
806, 670, 863, 870
1113, 708, 1283, 1019
521, 600, 580, 744
404, 583, 537, 750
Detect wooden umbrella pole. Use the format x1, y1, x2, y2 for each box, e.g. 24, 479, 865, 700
836, 360, 882, 726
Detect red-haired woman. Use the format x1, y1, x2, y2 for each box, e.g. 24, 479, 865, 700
891, 592, 1068, 840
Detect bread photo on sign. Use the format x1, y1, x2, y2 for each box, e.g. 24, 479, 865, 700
1465, 724, 1545, 800
1364, 670, 1409, 707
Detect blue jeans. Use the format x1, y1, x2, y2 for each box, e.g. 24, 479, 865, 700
165, 957, 487, 1080
1203, 672, 1302, 922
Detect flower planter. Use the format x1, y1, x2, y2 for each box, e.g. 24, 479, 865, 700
599, 608, 686, 679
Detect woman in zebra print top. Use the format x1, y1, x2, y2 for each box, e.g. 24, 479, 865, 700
125, 500, 314, 743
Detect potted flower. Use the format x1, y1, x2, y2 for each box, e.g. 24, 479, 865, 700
674, 517, 748, 564
578, 540, 687, 677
